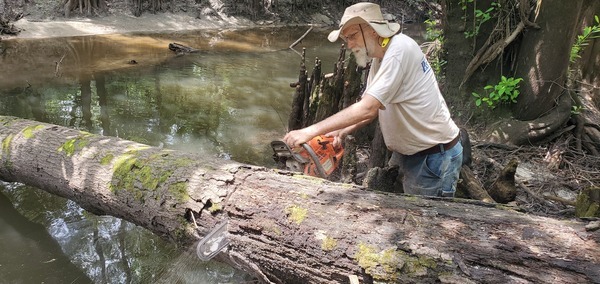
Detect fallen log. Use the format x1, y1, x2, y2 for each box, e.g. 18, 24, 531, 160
168, 42, 199, 55
0, 115, 599, 283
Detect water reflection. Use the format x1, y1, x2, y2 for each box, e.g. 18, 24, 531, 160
1, 183, 253, 283
0, 27, 344, 165
0, 26, 344, 283
0, 186, 92, 283
0, 25, 426, 283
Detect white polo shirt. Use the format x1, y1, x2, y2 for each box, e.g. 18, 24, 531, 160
364, 33, 459, 155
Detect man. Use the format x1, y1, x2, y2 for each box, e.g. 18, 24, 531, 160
283, 2, 462, 197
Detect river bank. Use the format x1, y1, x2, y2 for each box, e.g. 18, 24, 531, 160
1, 1, 430, 40
5, 10, 334, 39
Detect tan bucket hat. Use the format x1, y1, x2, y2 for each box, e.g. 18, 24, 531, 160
328, 2, 401, 42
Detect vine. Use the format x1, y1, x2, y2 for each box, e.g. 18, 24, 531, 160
464, 2, 500, 39
570, 15, 600, 63
567, 15, 600, 118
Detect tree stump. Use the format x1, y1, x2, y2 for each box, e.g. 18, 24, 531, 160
487, 158, 518, 203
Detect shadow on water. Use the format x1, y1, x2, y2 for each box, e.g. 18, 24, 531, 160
0, 189, 93, 284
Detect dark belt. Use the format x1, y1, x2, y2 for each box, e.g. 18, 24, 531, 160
414, 134, 460, 156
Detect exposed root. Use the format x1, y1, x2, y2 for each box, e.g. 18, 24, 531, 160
461, 21, 524, 88
471, 132, 600, 217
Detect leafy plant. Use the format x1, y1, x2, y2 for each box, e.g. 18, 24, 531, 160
570, 15, 600, 63
472, 76, 523, 108
423, 16, 446, 79
571, 105, 584, 115
460, 0, 474, 13
464, 2, 499, 39
424, 19, 442, 42
430, 56, 447, 79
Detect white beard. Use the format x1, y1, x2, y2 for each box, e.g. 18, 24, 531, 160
353, 47, 371, 68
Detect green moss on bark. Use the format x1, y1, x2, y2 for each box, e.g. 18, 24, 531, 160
58, 132, 93, 157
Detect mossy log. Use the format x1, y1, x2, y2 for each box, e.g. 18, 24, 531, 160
1, 116, 599, 283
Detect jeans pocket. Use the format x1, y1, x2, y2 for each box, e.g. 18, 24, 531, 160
424, 154, 442, 179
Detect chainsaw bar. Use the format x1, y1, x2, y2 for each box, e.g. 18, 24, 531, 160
271, 140, 308, 173
196, 220, 229, 261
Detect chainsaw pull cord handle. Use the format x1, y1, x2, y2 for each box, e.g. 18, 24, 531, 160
301, 143, 328, 178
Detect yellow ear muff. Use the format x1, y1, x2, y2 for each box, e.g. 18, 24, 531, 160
381, 37, 390, 47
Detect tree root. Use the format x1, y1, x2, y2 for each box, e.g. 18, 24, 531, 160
461, 21, 524, 88
64, 0, 105, 17
0, 16, 21, 35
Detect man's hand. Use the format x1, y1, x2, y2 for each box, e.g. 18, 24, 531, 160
282, 94, 381, 148
283, 127, 316, 148
325, 130, 346, 149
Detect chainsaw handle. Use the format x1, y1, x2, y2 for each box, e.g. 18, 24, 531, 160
301, 143, 328, 178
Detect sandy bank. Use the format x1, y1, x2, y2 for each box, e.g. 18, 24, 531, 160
3, 9, 334, 40
6, 12, 258, 39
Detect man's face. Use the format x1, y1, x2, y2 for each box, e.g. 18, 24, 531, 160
341, 24, 371, 68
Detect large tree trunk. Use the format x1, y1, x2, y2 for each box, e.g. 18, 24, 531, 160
513, 0, 583, 120
1, 116, 599, 283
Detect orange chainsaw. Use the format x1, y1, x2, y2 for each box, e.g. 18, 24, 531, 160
271, 135, 344, 178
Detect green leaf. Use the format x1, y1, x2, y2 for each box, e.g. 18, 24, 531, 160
498, 87, 506, 96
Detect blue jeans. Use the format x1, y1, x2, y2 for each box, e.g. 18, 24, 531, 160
392, 141, 463, 197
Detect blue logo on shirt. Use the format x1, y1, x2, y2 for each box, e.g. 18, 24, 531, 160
421, 58, 431, 73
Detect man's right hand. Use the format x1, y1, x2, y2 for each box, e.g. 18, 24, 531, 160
283, 127, 317, 148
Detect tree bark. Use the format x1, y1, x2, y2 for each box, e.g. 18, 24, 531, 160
1, 116, 599, 283
513, 0, 583, 120
484, 90, 572, 145
288, 48, 308, 131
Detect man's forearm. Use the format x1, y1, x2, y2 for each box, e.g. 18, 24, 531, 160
306, 95, 380, 137
284, 95, 381, 147
342, 117, 374, 135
